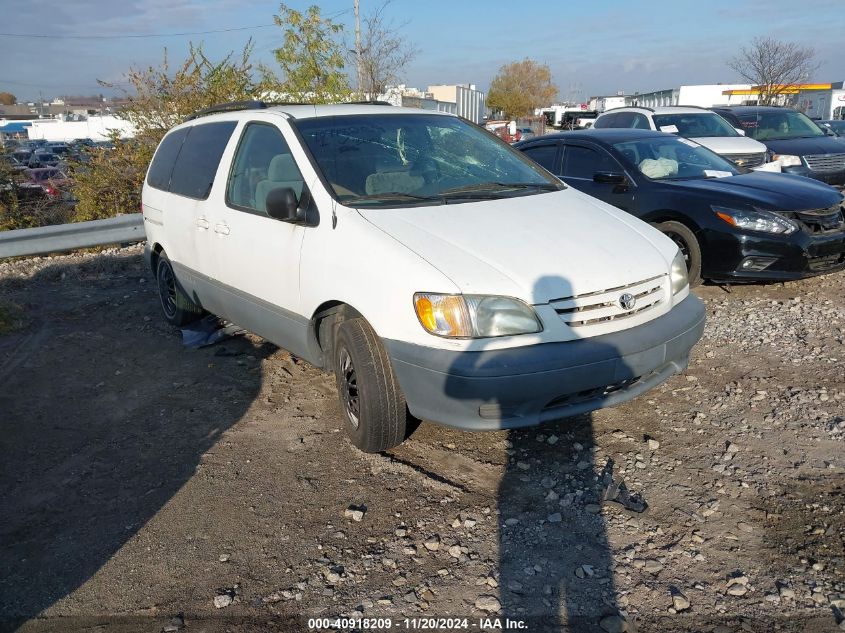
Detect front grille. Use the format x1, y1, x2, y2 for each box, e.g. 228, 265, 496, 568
804, 153, 845, 172
551, 275, 665, 328
726, 152, 766, 168
787, 204, 845, 234
544, 377, 642, 410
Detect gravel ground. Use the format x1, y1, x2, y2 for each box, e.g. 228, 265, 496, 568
0, 246, 842, 633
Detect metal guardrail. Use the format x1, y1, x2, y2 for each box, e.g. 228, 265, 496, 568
0, 213, 145, 259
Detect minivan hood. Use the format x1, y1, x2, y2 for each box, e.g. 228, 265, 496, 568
662, 172, 843, 211
691, 136, 767, 155
758, 135, 845, 156
355, 189, 675, 304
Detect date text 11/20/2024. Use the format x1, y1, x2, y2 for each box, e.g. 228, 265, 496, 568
307, 617, 529, 630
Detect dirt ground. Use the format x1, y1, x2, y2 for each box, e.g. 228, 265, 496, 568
0, 246, 842, 633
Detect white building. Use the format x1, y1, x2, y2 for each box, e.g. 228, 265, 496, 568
625, 84, 753, 109
25, 115, 135, 141
378, 83, 487, 124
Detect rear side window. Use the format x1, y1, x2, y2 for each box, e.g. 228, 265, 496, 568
147, 127, 189, 191
522, 144, 559, 173
169, 122, 237, 200
593, 113, 617, 129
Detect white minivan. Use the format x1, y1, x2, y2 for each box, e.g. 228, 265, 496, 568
142, 102, 705, 452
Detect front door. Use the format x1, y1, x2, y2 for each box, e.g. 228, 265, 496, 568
559, 143, 635, 212
205, 119, 310, 358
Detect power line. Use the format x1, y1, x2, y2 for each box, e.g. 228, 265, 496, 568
0, 24, 276, 40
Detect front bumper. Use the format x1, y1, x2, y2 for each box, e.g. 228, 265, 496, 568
384, 294, 706, 430
704, 225, 845, 281
782, 164, 845, 187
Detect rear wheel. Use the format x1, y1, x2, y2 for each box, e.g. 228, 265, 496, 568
655, 220, 702, 287
155, 253, 202, 326
333, 318, 411, 452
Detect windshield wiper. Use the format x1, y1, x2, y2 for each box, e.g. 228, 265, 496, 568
343, 192, 441, 204
439, 182, 559, 198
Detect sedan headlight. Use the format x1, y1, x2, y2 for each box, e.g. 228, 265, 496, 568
413, 293, 542, 338
670, 250, 688, 295
712, 205, 798, 235
772, 154, 802, 167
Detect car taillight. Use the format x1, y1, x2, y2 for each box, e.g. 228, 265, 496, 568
44, 185, 57, 196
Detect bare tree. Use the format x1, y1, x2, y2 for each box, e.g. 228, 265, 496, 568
728, 36, 819, 105
353, 1, 418, 98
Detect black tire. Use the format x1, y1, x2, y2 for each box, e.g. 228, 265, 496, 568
333, 318, 411, 452
155, 253, 202, 326
655, 220, 703, 287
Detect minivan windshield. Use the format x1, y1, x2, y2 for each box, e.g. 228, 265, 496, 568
735, 110, 826, 140
613, 136, 741, 181
652, 112, 739, 137
294, 113, 562, 207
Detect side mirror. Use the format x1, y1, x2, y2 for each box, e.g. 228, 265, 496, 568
266, 187, 300, 222
735, 128, 746, 136
593, 171, 627, 185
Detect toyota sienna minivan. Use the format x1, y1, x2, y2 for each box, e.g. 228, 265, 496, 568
142, 102, 705, 452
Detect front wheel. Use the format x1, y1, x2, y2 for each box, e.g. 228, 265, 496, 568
655, 220, 702, 287
333, 318, 412, 452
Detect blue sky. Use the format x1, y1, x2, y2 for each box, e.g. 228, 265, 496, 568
1, 0, 843, 103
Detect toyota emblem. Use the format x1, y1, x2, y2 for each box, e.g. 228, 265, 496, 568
619, 293, 636, 310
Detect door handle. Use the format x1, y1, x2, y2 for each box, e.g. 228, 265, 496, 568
214, 222, 230, 235
196, 217, 210, 230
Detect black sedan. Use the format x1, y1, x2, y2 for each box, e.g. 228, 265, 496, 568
515, 129, 845, 284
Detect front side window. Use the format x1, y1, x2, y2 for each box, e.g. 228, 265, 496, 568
294, 114, 561, 207
613, 136, 740, 181
736, 110, 825, 140
227, 123, 305, 214
561, 145, 618, 179
652, 113, 739, 137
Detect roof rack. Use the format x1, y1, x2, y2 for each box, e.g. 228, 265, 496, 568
602, 105, 654, 113
184, 100, 269, 121
183, 99, 395, 122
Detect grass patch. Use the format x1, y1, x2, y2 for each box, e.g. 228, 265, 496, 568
0, 301, 24, 335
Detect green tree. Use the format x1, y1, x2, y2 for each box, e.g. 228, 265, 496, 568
72, 42, 271, 221
0, 92, 16, 106
487, 59, 558, 119
269, 4, 351, 102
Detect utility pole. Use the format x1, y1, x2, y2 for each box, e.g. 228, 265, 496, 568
354, 0, 363, 97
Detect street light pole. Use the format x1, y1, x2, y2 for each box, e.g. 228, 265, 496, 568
354, 0, 363, 97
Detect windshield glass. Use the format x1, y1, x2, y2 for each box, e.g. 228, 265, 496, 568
613, 136, 741, 181
294, 113, 562, 207
652, 113, 740, 137
735, 110, 826, 140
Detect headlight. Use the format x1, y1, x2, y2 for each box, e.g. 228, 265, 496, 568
670, 250, 688, 295
772, 154, 802, 167
413, 293, 542, 338
712, 205, 798, 235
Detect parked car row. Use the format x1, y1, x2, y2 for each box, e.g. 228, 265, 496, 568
515, 129, 845, 284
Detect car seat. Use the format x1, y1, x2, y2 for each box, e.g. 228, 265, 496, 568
255, 154, 304, 212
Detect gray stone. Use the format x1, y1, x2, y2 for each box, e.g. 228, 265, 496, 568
475, 595, 501, 612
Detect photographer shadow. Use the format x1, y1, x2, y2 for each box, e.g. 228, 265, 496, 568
444, 274, 642, 632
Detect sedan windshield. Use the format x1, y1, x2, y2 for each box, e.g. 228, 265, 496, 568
652, 113, 740, 137
294, 114, 562, 207
613, 136, 741, 181
736, 110, 825, 140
